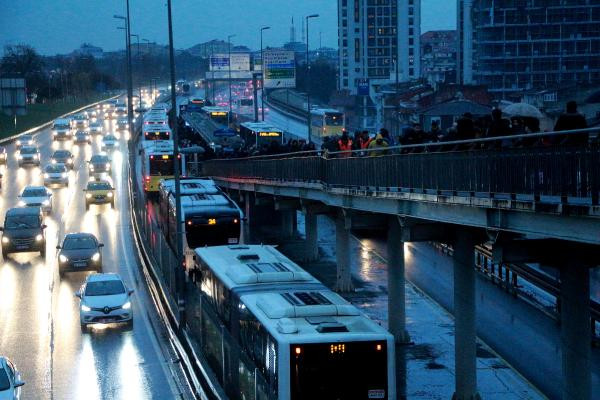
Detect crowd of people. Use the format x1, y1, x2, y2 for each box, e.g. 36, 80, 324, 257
176, 100, 592, 160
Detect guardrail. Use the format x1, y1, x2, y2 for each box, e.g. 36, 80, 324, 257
0, 94, 121, 145
434, 242, 599, 343
202, 128, 600, 205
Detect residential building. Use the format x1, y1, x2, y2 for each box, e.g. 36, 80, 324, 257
337, 0, 421, 95
458, 0, 600, 97
421, 30, 457, 88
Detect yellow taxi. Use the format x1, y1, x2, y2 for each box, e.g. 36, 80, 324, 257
84, 179, 115, 210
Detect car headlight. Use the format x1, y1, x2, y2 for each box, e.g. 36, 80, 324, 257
59, 254, 68, 263
16, 140, 21, 145
89, 166, 94, 171
42, 200, 50, 206
68, 159, 73, 164
17, 155, 23, 159
18, 201, 25, 207
106, 163, 110, 169
51, 159, 57, 164
91, 252, 100, 262
122, 301, 131, 310
81, 304, 91, 312
2, 237, 9, 244
107, 192, 113, 198
44, 173, 50, 179
62, 173, 68, 178
35, 234, 43, 242
86, 193, 92, 199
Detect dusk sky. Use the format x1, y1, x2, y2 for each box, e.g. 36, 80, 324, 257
0, 0, 456, 55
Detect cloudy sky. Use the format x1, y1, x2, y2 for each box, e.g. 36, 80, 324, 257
0, 0, 456, 55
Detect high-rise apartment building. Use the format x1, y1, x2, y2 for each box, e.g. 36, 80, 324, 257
458, 0, 600, 96
338, 0, 421, 95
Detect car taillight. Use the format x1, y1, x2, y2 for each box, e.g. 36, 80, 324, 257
145, 176, 150, 182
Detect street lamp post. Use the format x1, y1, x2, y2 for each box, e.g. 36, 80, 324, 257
227, 34, 236, 126
130, 33, 142, 101
166, 0, 186, 325
305, 14, 319, 144
114, 8, 133, 141
260, 26, 270, 121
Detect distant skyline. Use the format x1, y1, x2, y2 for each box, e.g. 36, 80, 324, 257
0, 0, 456, 56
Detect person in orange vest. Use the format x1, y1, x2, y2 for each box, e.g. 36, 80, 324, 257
338, 130, 353, 158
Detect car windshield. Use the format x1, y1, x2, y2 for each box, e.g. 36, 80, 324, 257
0, 368, 10, 391
5, 215, 39, 229
91, 156, 108, 163
88, 182, 112, 190
20, 148, 36, 154
53, 151, 71, 158
45, 165, 65, 173
22, 188, 47, 197
63, 236, 96, 250
21, 135, 33, 141
85, 280, 125, 296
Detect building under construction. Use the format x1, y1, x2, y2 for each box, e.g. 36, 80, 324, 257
457, 0, 600, 97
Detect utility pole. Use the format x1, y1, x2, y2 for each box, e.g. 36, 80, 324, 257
260, 26, 270, 121
167, 0, 186, 326
305, 14, 319, 144
114, 10, 133, 140
227, 34, 236, 126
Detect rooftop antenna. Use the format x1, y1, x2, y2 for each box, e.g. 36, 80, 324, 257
290, 17, 296, 43
302, 16, 306, 43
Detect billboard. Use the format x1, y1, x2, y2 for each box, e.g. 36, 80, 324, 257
263, 50, 295, 89
209, 53, 251, 72
0, 77, 27, 116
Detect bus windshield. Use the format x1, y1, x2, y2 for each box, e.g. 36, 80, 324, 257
149, 157, 180, 176
325, 113, 344, 126
144, 130, 170, 140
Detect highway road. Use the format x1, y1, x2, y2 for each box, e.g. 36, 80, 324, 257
0, 106, 191, 399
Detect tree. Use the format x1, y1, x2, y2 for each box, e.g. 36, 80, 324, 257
296, 59, 337, 104
0, 44, 46, 97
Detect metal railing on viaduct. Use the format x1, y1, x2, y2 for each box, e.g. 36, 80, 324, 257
198, 128, 600, 400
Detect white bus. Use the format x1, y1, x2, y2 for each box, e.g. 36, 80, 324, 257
191, 245, 395, 400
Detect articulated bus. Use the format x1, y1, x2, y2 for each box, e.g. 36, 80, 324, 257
191, 245, 395, 400
201, 106, 230, 126
157, 178, 220, 226
140, 140, 184, 193
310, 108, 345, 140
239, 122, 284, 148
166, 192, 242, 265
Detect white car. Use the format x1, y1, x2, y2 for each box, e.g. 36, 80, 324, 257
76, 273, 134, 330
101, 134, 118, 151
15, 134, 34, 149
43, 164, 69, 187
18, 186, 53, 214
89, 121, 103, 135
17, 146, 40, 167
0, 356, 24, 399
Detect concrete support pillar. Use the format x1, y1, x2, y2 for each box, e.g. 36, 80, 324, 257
303, 209, 319, 262
452, 230, 480, 400
560, 264, 591, 400
387, 218, 410, 344
280, 209, 296, 239
334, 211, 353, 292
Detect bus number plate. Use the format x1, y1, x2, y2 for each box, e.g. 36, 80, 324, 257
368, 389, 385, 399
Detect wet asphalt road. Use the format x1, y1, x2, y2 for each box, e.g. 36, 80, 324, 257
0, 108, 188, 399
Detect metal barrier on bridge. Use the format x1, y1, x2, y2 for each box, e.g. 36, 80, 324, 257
201, 128, 600, 205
